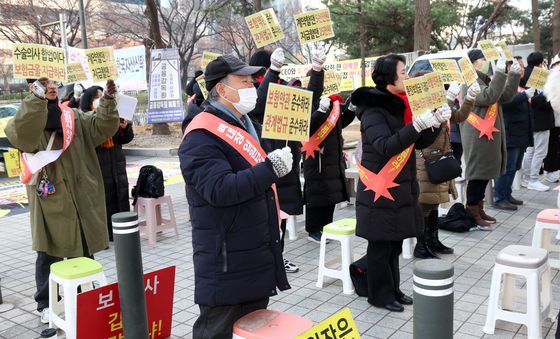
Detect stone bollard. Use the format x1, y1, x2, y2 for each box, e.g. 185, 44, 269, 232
413, 259, 454, 339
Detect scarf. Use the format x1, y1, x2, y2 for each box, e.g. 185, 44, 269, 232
45, 99, 62, 132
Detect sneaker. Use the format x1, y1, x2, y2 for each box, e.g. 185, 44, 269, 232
40, 308, 50, 324
307, 232, 328, 243
545, 171, 560, 183
284, 259, 299, 273
493, 200, 517, 211
477, 225, 493, 231
521, 179, 529, 188
528, 181, 550, 192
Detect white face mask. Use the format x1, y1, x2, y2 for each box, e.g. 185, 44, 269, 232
92, 98, 100, 109
222, 84, 257, 115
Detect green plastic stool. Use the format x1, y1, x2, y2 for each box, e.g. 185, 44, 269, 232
51, 257, 103, 279
324, 218, 356, 235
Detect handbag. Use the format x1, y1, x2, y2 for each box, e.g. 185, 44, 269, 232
349, 255, 368, 297
420, 130, 462, 184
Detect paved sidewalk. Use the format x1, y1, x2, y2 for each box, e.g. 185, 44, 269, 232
0, 156, 559, 338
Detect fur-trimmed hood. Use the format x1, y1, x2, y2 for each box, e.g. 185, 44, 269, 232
544, 68, 560, 113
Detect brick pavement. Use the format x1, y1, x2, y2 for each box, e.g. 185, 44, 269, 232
0, 156, 559, 338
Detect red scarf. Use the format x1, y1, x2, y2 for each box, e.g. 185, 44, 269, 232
396, 92, 413, 125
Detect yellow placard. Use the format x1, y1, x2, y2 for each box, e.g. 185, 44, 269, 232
262, 83, 312, 141
245, 8, 284, 48
429, 59, 465, 84
323, 71, 342, 96
294, 307, 360, 339
196, 78, 208, 99
200, 51, 221, 70
85, 47, 119, 82
458, 57, 478, 85
404, 72, 446, 116
478, 40, 500, 61
495, 41, 513, 61
66, 63, 88, 83
12, 43, 67, 82
526, 67, 549, 90
3, 149, 20, 178
294, 8, 335, 44
280, 64, 312, 81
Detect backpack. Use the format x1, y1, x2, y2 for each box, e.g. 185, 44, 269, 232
131, 165, 164, 205
349, 255, 368, 297
438, 202, 477, 233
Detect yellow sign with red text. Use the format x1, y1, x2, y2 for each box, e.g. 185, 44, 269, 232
85, 47, 118, 82
404, 72, 446, 116
294, 8, 335, 44
458, 57, 478, 85
294, 307, 360, 339
245, 9, 284, 48
200, 51, 221, 70
429, 59, 465, 84
12, 43, 67, 82
479, 40, 500, 61
526, 67, 549, 90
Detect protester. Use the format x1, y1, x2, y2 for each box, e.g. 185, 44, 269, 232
542, 55, 560, 184
6, 78, 119, 323
460, 49, 521, 229
79, 85, 104, 112
186, 69, 204, 97
249, 49, 272, 88
414, 80, 479, 258
179, 54, 291, 338
494, 58, 534, 210
521, 52, 555, 191
351, 54, 441, 312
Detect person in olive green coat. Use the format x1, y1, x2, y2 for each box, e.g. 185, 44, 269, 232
6, 78, 119, 322
459, 50, 521, 230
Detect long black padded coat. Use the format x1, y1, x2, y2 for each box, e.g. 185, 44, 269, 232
351, 87, 439, 241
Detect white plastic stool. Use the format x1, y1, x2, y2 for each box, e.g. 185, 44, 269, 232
483, 245, 552, 339
49, 257, 108, 339
531, 209, 560, 269
286, 215, 298, 241
316, 218, 356, 295
402, 238, 416, 259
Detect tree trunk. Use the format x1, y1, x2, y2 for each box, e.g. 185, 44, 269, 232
358, 0, 366, 86
145, 0, 170, 135
253, 0, 262, 11
414, 0, 432, 52
553, 0, 560, 55
470, 0, 507, 48
532, 0, 541, 51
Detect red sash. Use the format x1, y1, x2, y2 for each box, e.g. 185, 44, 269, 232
182, 112, 282, 228
301, 101, 341, 159
20, 103, 75, 184
465, 103, 499, 140
356, 145, 414, 202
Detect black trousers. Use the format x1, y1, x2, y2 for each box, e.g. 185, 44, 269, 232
193, 297, 269, 339
544, 127, 560, 172
280, 219, 286, 252
305, 204, 335, 234
366, 240, 403, 306
466, 179, 489, 206
451, 142, 463, 166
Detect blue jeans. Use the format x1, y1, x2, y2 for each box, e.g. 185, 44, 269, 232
495, 147, 525, 203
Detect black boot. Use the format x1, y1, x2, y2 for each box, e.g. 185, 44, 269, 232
413, 219, 439, 259
427, 209, 454, 254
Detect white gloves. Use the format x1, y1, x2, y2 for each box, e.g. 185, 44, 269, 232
73, 83, 83, 99
311, 49, 326, 72
270, 48, 284, 72
495, 58, 506, 73
524, 87, 536, 98
510, 61, 522, 75
318, 96, 331, 113
348, 102, 357, 112
412, 109, 439, 133
267, 146, 293, 178
29, 80, 46, 99
434, 104, 452, 124
446, 83, 461, 102
465, 81, 481, 101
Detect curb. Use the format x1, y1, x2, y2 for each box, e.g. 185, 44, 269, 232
123, 148, 178, 157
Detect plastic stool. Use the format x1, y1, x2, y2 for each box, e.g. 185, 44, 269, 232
49, 257, 108, 339
134, 195, 178, 245
232, 309, 314, 338
286, 215, 298, 240
402, 238, 416, 259
317, 218, 356, 295
483, 245, 552, 339
531, 209, 560, 269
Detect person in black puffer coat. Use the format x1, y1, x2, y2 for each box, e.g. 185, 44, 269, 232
81, 86, 134, 241
350, 54, 442, 313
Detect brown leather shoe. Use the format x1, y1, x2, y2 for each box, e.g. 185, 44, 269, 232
478, 201, 496, 224
466, 204, 492, 228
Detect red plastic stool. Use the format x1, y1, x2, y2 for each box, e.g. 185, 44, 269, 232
232, 309, 313, 339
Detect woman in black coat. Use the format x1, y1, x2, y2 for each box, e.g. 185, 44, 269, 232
351, 54, 441, 312
81, 86, 134, 241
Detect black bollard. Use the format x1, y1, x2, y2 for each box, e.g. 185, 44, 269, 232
112, 212, 149, 339
413, 259, 454, 339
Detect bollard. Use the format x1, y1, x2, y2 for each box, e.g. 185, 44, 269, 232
413, 259, 454, 339
112, 212, 149, 339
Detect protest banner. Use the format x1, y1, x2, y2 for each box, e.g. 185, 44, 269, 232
12, 43, 66, 82
478, 40, 500, 61
200, 51, 221, 70
322, 71, 342, 96
245, 8, 284, 48
68, 47, 90, 76
404, 72, 446, 116
3, 149, 20, 178
196, 78, 208, 99
66, 63, 88, 84
526, 67, 549, 90
294, 8, 335, 44
429, 59, 465, 84
280, 64, 312, 80
262, 83, 313, 142
114, 45, 147, 91
458, 56, 478, 85
495, 41, 513, 61
77, 266, 175, 339
294, 307, 360, 339
147, 48, 184, 124
85, 47, 119, 82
